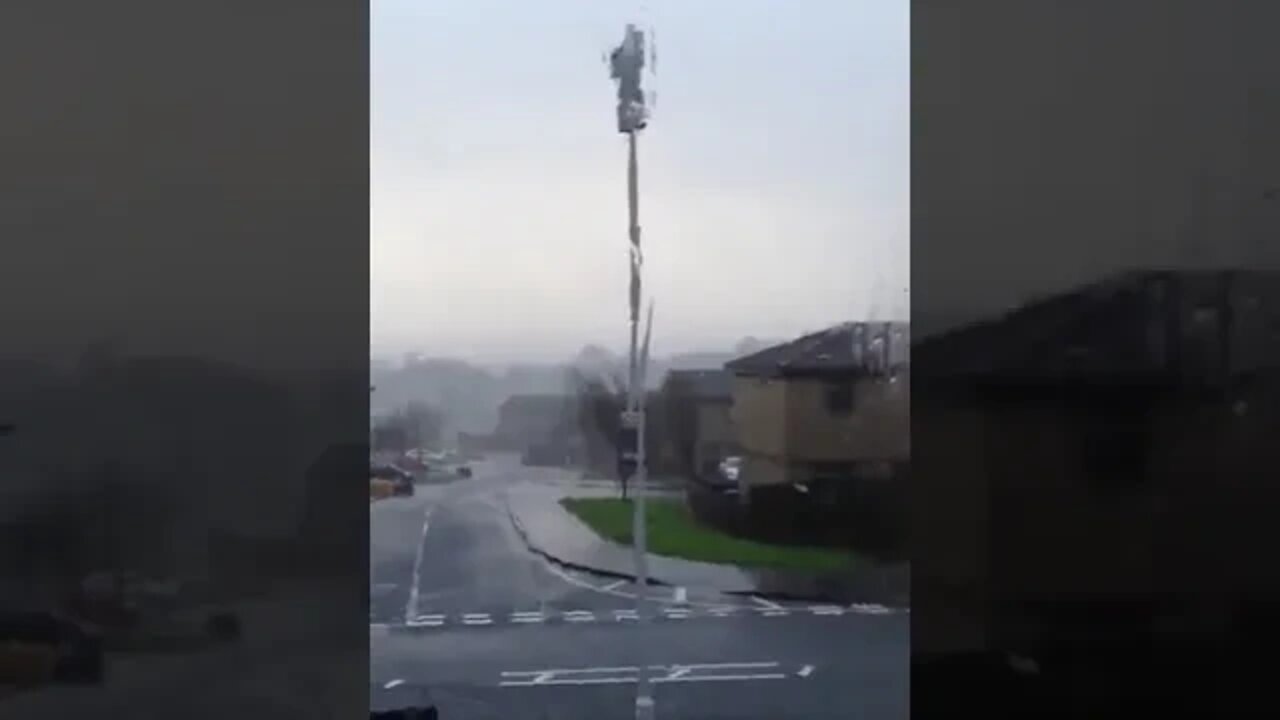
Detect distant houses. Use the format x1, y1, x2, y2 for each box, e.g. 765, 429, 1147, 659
658, 369, 735, 478
648, 322, 912, 554
724, 321, 910, 494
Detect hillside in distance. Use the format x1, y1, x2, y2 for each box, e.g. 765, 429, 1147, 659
370, 338, 780, 436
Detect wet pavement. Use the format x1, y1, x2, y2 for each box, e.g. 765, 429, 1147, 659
373, 609, 908, 720
370, 455, 909, 719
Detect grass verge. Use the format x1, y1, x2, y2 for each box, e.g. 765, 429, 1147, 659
559, 497, 855, 573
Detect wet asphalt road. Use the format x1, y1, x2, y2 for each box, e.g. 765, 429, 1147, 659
370, 457, 909, 719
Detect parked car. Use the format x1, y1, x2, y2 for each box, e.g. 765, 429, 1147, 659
455, 466, 472, 478
371, 478, 396, 500
705, 455, 742, 494
0, 610, 104, 685
371, 465, 414, 496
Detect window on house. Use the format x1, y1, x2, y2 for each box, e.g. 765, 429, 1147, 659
825, 382, 854, 415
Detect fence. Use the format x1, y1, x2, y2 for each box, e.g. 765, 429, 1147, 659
686, 469, 907, 558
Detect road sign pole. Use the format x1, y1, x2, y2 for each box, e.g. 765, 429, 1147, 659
610, 23, 656, 720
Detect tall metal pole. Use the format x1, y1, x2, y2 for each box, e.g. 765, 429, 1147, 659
609, 24, 654, 719
624, 127, 654, 720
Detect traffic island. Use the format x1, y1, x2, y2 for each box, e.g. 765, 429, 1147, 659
559, 497, 856, 574
504, 484, 909, 607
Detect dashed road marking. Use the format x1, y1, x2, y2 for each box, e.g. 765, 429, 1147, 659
498, 661, 798, 687
380, 602, 905, 631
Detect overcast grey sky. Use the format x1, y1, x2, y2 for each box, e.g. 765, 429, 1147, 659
372, 0, 908, 362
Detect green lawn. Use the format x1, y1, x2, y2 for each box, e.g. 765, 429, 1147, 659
559, 497, 855, 573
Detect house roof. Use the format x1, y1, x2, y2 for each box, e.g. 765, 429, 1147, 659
662, 369, 732, 400
725, 322, 910, 378
913, 269, 1280, 384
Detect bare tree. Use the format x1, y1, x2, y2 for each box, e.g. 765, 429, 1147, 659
567, 368, 628, 497
661, 374, 699, 478
372, 401, 445, 454
402, 400, 444, 450
567, 368, 672, 498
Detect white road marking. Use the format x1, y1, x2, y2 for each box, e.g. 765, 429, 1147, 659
500, 674, 790, 686
502, 662, 780, 676
498, 662, 790, 687
797, 665, 814, 678
386, 599, 896, 630
384, 679, 405, 689
750, 596, 784, 611
657, 674, 789, 683
602, 579, 627, 591
673, 586, 687, 603
502, 665, 638, 677
404, 503, 437, 623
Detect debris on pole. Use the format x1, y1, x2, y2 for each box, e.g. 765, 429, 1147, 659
607, 22, 656, 720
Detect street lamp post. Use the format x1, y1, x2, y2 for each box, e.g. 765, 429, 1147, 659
609, 23, 656, 720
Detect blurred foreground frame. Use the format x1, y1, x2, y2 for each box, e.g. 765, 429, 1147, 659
913, 270, 1280, 714
911, 1, 1280, 715
0, 1, 369, 716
